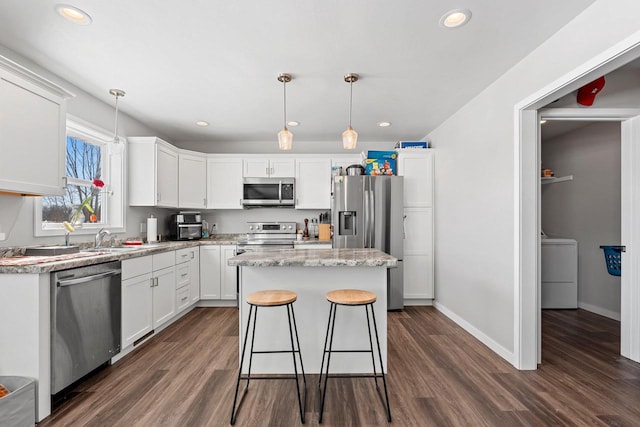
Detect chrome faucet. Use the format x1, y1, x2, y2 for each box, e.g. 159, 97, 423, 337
95, 228, 111, 248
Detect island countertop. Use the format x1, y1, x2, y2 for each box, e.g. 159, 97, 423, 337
228, 248, 397, 267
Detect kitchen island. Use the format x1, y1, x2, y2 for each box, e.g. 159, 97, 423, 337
228, 248, 397, 374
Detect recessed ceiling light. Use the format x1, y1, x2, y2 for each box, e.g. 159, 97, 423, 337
378, 121, 392, 127
540, 119, 547, 124
439, 9, 471, 28
287, 121, 299, 127
55, 4, 92, 25
196, 121, 209, 127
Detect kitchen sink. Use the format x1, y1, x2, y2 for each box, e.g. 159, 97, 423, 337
25, 246, 80, 256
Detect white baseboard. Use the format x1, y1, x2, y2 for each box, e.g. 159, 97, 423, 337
578, 301, 621, 321
197, 299, 238, 308
404, 298, 433, 306
434, 301, 515, 366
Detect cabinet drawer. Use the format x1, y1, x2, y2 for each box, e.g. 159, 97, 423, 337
153, 251, 175, 271
175, 247, 195, 264
176, 286, 190, 312
122, 255, 153, 280
176, 263, 190, 289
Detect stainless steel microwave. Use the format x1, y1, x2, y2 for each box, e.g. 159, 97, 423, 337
242, 177, 295, 207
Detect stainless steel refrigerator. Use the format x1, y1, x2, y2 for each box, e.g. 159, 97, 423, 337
332, 175, 404, 310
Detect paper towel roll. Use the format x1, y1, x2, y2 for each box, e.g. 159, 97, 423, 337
147, 216, 157, 243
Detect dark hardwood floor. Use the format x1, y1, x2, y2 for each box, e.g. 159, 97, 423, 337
40, 307, 640, 426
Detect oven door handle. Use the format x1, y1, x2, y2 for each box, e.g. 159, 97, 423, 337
279, 180, 282, 203
57, 269, 122, 287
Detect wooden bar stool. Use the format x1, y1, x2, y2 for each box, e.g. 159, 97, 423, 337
230, 290, 307, 424
318, 289, 391, 423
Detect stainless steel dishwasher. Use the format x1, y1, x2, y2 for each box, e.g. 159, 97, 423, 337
51, 261, 122, 394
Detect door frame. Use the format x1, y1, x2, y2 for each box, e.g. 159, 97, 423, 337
513, 33, 640, 370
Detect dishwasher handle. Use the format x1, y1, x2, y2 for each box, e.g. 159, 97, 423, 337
57, 269, 122, 287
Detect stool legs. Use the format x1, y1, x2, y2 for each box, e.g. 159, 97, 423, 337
230, 303, 306, 425
318, 302, 392, 423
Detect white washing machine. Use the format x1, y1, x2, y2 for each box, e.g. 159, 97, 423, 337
541, 238, 578, 309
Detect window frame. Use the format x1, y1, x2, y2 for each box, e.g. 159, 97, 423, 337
34, 115, 126, 237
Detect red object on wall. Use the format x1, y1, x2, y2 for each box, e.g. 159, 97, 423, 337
577, 76, 605, 106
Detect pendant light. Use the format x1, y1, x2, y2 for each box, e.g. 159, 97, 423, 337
277, 73, 293, 150
109, 89, 125, 144
342, 73, 359, 150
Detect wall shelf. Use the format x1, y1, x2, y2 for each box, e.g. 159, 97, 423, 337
541, 175, 573, 185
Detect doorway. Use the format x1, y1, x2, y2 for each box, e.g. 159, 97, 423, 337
514, 39, 640, 370
539, 119, 622, 360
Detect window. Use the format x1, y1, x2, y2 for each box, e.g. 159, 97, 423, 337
35, 116, 125, 236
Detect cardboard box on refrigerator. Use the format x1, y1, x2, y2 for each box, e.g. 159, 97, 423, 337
365, 150, 397, 175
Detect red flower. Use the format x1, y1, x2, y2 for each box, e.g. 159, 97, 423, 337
93, 179, 105, 188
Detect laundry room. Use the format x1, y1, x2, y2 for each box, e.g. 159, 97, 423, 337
540, 119, 621, 319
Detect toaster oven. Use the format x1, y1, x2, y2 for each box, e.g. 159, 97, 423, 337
168, 212, 202, 241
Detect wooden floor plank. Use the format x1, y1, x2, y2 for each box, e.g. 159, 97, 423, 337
39, 307, 640, 426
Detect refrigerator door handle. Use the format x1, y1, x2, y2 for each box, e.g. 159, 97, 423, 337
403, 214, 407, 239
363, 188, 369, 247
369, 189, 375, 248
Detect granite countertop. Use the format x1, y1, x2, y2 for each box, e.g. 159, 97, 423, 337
0, 234, 244, 274
293, 239, 333, 245
228, 248, 397, 267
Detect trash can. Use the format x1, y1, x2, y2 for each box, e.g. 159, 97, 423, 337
0, 376, 36, 427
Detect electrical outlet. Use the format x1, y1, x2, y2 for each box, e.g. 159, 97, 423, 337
140, 222, 147, 233
210, 223, 217, 231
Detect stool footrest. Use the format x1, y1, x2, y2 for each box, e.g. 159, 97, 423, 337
323, 373, 386, 379
240, 375, 303, 381
322, 349, 373, 353
252, 349, 301, 354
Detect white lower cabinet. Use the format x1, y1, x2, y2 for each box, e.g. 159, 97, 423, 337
175, 246, 200, 312
402, 208, 434, 299
121, 251, 176, 350
200, 245, 237, 300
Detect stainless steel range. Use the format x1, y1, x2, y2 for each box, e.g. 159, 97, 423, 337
236, 221, 297, 254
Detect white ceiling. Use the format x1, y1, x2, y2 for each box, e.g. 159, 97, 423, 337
0, 0, 596, 145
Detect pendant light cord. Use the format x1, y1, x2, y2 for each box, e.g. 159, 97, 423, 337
114, 94, 120, 143
348, 79, 353, 129
283, 78, 287, 130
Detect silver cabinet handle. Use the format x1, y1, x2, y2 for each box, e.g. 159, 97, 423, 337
150, 278, 154, 288
266, 167, 269, 176
157, 192, 161, 202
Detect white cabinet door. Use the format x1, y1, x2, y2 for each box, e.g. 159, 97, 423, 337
156, 144, 179, 207
397, 151, 433, 208
244, 158, 295, 177
221, 245, 237, 300
152, 266, 176, 328
121, 272, 153, 348
404, 255, 434, 299
178, 151, 207, 208
128, 137, 179, 207
0, 63, 68, 196
269, 158, 295, 177
189, 249, 200, 304
296, 158, 331, 209
200, 245, 221, 299
207, 157, 243, 209
244, 159, 270, 177
403, 207, 434, 299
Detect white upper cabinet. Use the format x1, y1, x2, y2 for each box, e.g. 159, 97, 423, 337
128, 137, 179, 207
331, 156, 362, 174
295, 158, 331, 209
397, 150, 433, 208
244, 158, 295, 178
178, 150, 207, 209
0, 56, 73, 196
207, 156, 244, 209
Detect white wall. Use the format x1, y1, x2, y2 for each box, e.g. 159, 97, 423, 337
426, 0, 640, 359
541, 122, 621, 319
0, 44, 172, 248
